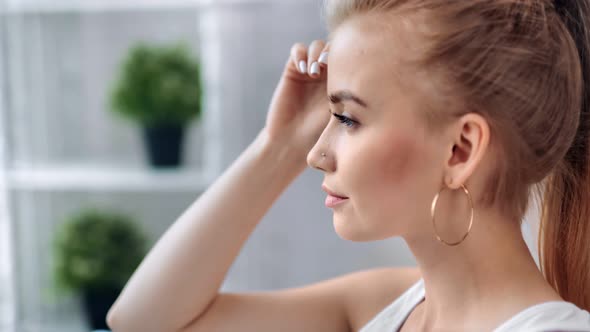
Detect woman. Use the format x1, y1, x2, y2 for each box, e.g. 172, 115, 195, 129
106, 0, 590, 331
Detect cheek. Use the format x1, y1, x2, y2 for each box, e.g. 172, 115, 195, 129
352, 132, 426, 220
371, 133, 421, 189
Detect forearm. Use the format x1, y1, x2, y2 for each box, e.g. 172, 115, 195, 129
107, 129, 305, 332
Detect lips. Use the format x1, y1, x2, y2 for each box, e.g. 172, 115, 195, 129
322, 184, 349, 208
321, 184, 348, 199
325, 195, 349, 208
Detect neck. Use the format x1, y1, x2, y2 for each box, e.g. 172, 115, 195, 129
403, 207, 562, 330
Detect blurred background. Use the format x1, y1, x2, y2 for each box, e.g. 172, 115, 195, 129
0, 0, 542, 331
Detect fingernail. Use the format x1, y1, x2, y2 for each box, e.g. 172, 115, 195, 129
318, 52, 329, 64
298, 60, 307, 74
310, 62, 320, 75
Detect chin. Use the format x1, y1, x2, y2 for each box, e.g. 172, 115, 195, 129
333, 217, 377, 242
333, 214, 401, 242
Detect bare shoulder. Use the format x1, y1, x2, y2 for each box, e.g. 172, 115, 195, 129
344, 266, 422, 331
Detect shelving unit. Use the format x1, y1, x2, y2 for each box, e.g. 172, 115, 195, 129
0, 1, 225, 330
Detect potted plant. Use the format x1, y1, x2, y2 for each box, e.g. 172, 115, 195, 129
110, 42, 203, 167
52, 208, 148, 330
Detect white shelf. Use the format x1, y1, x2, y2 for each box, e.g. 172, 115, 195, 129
5, 165, 215, 192
0, 0, 273, 14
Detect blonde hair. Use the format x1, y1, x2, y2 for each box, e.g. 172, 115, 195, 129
323, 0, 590, 310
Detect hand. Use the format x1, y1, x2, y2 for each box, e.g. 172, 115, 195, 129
264, 40, 331, 165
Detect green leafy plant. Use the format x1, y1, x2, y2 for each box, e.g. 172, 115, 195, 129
110, 42, 202, 127
52, 209, 148, 295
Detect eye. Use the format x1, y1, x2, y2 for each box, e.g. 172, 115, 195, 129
331, 111, 358, 128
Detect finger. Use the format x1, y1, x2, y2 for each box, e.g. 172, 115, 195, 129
318, 42, 330, 67
307, 40, 326, 78
291, 42, 309, 74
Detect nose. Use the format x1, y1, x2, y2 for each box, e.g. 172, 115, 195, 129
307, 141, 333, 172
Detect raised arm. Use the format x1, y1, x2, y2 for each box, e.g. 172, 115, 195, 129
106, 40, 331, 332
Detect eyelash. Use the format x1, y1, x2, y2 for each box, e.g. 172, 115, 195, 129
331, 111, 357, 128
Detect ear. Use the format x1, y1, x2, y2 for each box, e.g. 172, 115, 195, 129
444, 113, 490, 189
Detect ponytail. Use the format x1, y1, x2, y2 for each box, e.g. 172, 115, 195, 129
539, 0, 590, 311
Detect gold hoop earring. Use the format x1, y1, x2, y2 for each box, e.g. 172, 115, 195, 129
430, 184, 474, 246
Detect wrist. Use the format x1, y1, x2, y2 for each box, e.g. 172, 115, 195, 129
254, 128, 308, 175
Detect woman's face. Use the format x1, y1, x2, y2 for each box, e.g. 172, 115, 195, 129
307, 13, 448, 242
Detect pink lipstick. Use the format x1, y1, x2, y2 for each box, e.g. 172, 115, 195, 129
325, 195, 349, 208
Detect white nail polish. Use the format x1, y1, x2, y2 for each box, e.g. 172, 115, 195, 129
298, 60, 307, 74
319, 52, 329, 64
310, 62, 320, 75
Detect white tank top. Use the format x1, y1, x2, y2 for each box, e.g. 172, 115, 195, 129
359, 278, 590, 332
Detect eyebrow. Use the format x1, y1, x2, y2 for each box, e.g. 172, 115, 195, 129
328, 90, 368, 108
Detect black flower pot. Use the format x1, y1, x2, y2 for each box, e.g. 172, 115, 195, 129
142, 124, 186, 168
81, 286, 121, 330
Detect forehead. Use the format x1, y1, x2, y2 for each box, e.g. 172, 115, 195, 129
327, 13, 414, 107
